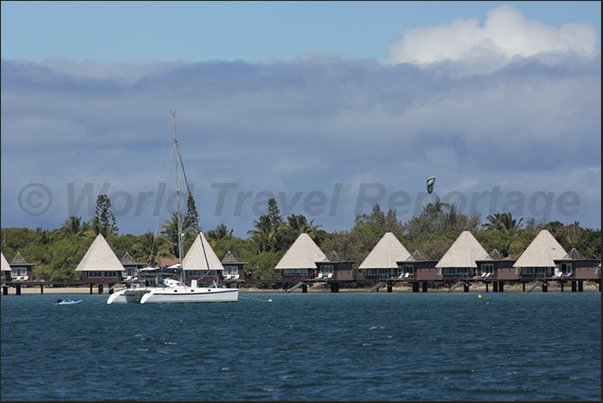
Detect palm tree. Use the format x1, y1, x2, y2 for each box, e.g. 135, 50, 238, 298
159, 213, 183, 258
482, 212, 523, 233
247, 215, 280, 253
134, 231, 173, 266
283, 214, 323, 236
60, 216, 86, 237
206, 223, 233, 240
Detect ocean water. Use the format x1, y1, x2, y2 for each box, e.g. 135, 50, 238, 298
1, 291, 600, 401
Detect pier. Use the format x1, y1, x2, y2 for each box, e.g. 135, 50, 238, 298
2, 281, 118, 295
2, 277, 600, 296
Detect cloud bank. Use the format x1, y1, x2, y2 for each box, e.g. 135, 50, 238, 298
385, 4, 599, 69
1, 5, 600, 237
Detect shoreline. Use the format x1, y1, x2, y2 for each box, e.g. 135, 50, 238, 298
3, 283, 600, 294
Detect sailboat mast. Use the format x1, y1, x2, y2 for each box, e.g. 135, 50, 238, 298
171, 112, 185, 282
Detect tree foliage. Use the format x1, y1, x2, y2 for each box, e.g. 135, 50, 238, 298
1, 197, 600, 282
93, 194, 118, 236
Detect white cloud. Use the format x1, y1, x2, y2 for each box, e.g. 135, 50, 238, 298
384, 4, 599, 67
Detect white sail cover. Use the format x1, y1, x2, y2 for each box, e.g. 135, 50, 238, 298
275, 233, 326, 269
182, 232, 224, 271
75, 234, 125, 271
513, 229, 567, 268
359, 232, 411, 269
436, 231, 488, 268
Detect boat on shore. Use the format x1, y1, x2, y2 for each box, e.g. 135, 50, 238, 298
107, 112, 238, 304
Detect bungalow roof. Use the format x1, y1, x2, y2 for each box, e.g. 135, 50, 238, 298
358, 232, 411, 269
222, 250, 247, 265
485, 249, 505, 261
121, 252, 137, 265
275, 233, 326, 270
563, 247, 585, 260
436, 231, 488, 268
75, 234, 125, 272
182, 232, 224, 271
9, 252, 36, 267
513, 230, 567, 268
325, 250, 343, 262
1, 252, 11, 272
408, 249, 427, 261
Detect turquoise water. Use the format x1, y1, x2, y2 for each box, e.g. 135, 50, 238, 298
1, 291, 601, 401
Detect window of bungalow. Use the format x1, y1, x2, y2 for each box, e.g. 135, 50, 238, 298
283, 269, 308, 276
224, 265, 238, 276
556, 263, 572, 274
368, 268, 391, 277
12, 267, 27, 277
125, 267, 137, 276
187, 270, 217, 277
320, 265, 334, 276
481, 264, 494, 274
399, 265, 414, 275
522, 267, 549, 275
443, 267, 473, 276
89, 271, 116, 277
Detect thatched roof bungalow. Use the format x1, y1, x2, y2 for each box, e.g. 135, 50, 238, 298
75, 234, 125, 283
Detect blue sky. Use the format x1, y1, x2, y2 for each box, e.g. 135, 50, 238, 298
1, 1, 601, 238
2, 1, 600, 63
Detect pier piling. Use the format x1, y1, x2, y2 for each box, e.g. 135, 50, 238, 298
330, 282, 339, 293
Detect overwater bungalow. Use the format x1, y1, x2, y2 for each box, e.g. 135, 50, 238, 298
552, 247, 599, 281
358, 232, 412, 280
8, 252, 36, 281
222, 251, 246, 281
436, 231, 488, 282
407, 250, 440, 282
121, 252, 146, 280
275, 233, 327, 281
475, 249, 517, 281
75, 234, 125, 284
319, 250, 355, 281
513, 230, 567, 281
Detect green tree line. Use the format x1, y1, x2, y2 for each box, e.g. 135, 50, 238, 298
1, 195, 600, 282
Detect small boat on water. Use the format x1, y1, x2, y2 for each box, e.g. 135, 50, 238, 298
54, 298, 83, 305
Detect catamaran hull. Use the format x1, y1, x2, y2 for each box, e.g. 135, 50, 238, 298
141, 289, 238, 303
107, 288, 238, 304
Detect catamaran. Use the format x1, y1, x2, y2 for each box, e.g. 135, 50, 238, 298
107, 113, 238, 304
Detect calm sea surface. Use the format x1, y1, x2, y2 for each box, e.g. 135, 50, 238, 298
1, 291, 601, 401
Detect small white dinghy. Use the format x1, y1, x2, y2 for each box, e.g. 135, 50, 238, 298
53, 298, 83, 305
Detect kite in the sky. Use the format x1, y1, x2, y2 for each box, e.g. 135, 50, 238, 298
426, 176, 436, 194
